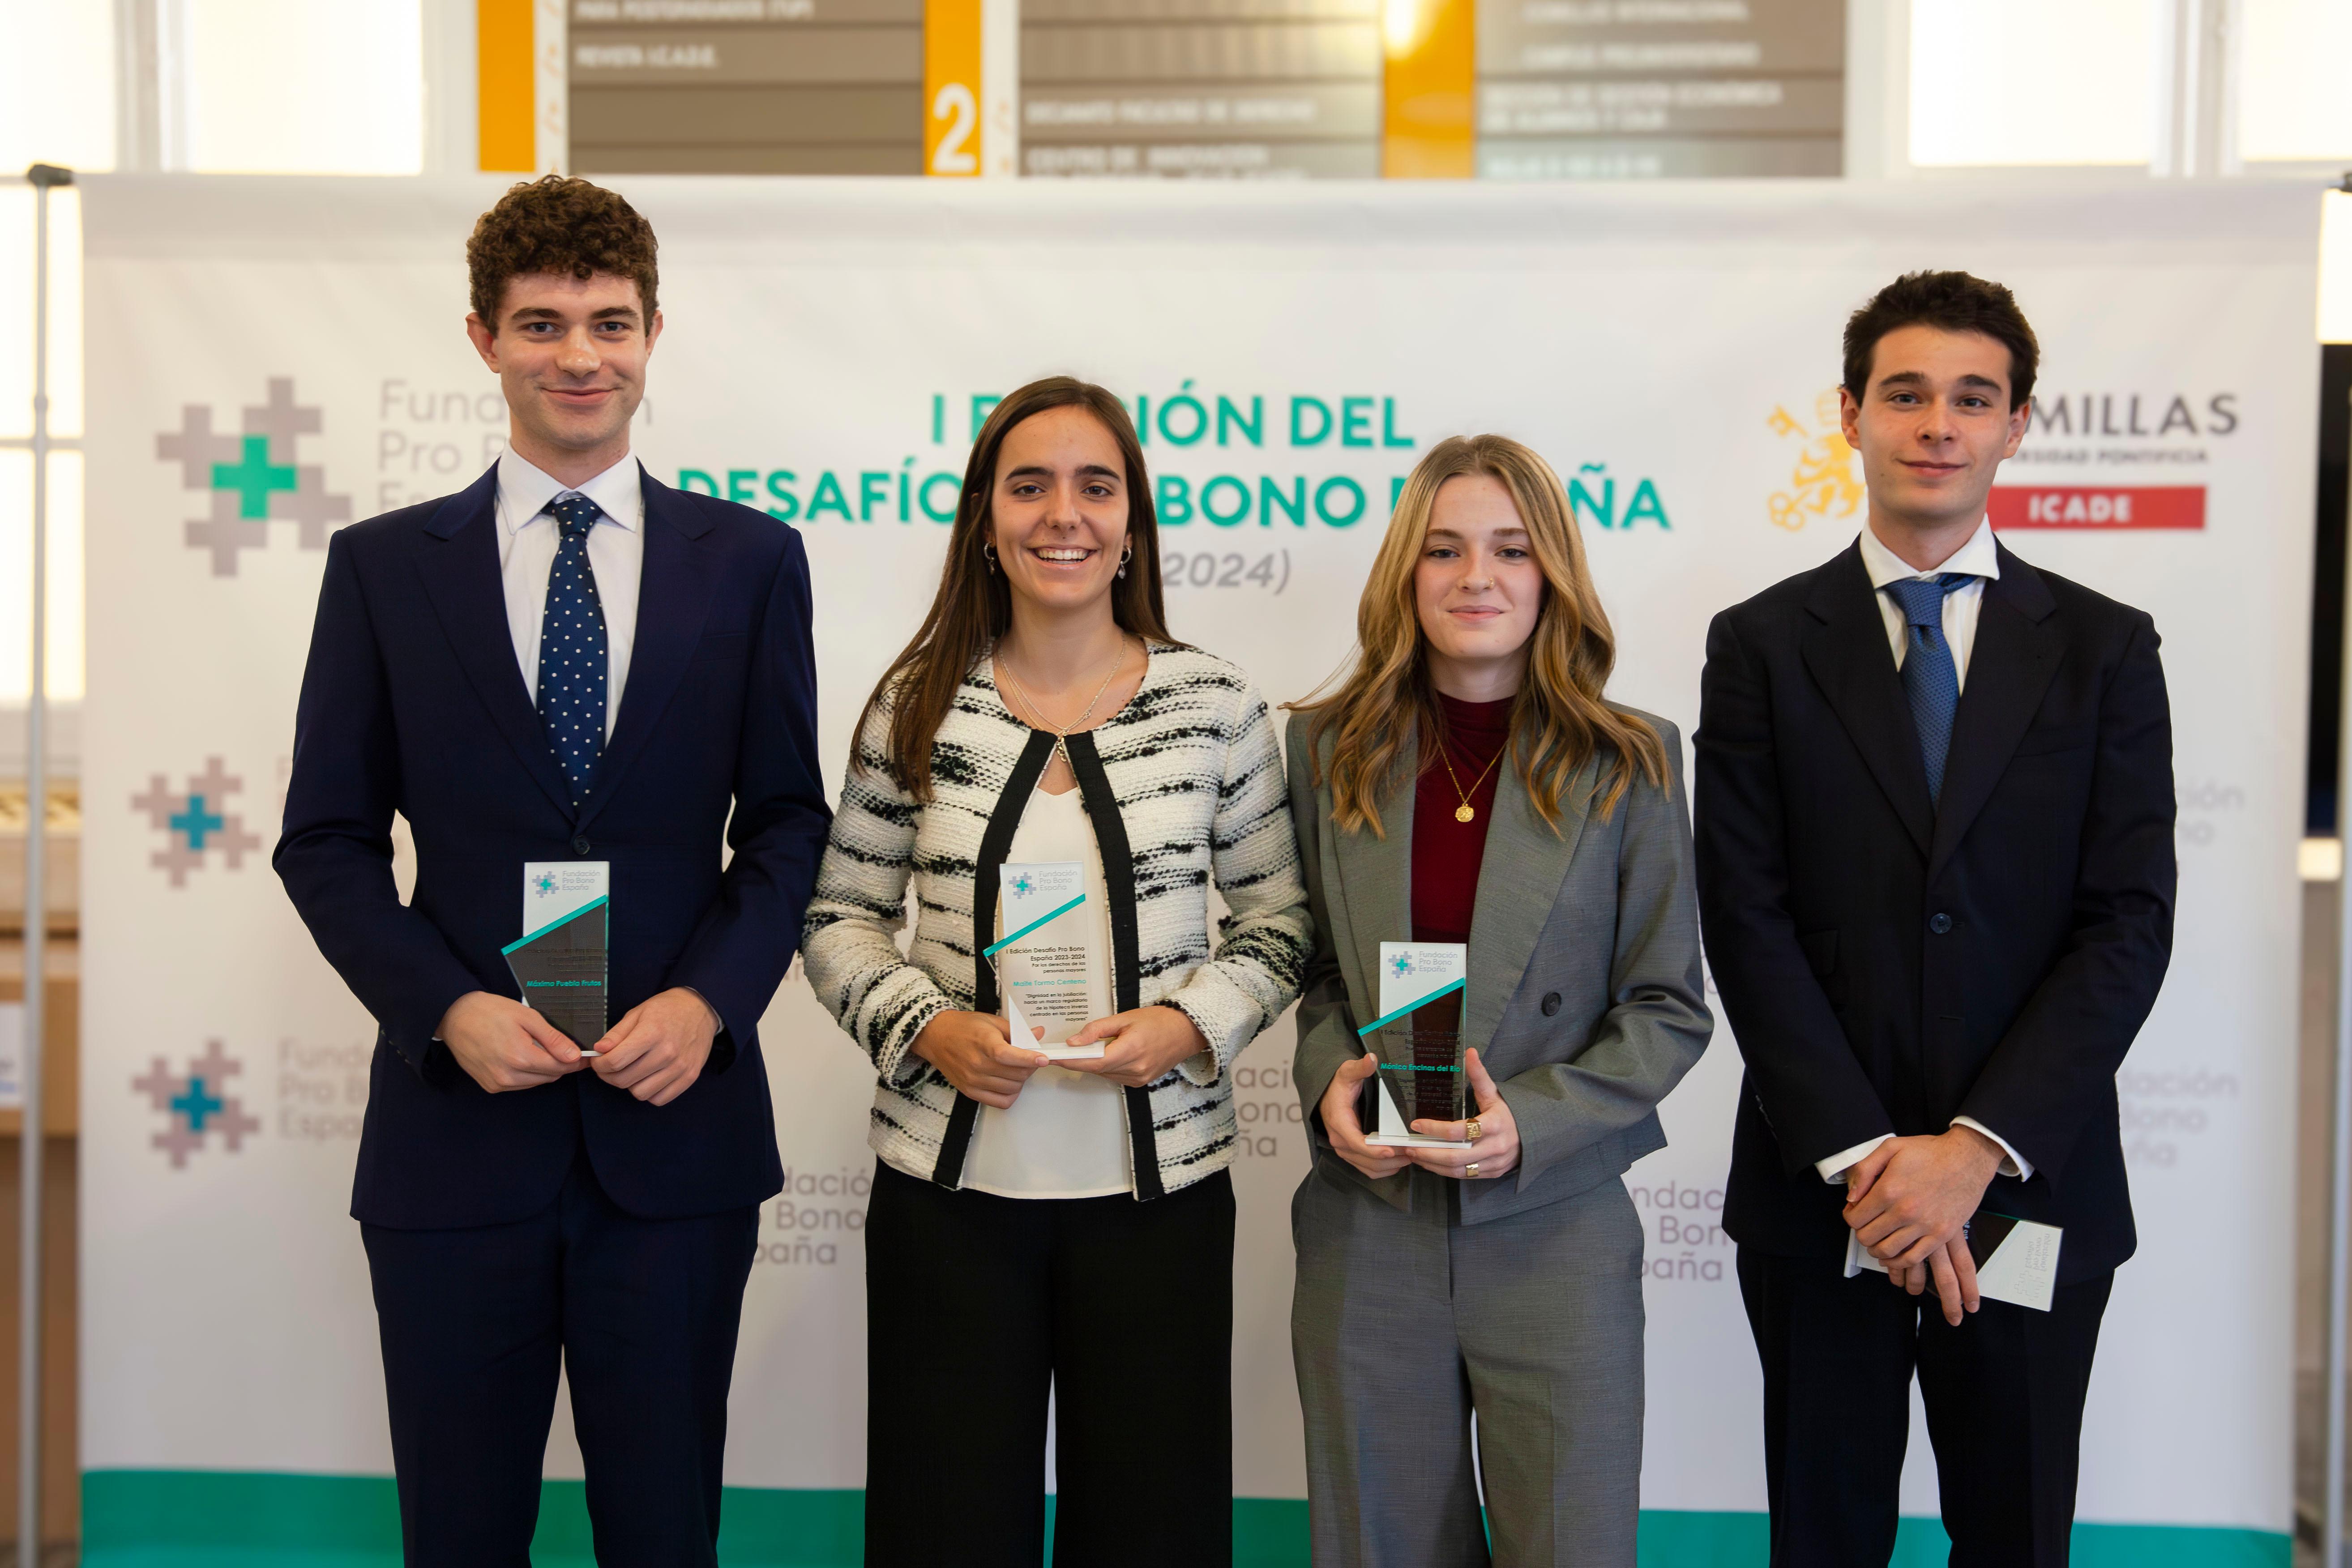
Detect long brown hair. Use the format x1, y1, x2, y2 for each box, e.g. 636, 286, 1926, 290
851, 376, 1179, 801
1293, 434, 1667, 836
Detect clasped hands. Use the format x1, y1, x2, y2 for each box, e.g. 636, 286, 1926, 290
1318, 1048, 1520, 1184
1842, 1126, 2006, 1327
437, 987, 720, 1106
910, 1005, 1211, 1107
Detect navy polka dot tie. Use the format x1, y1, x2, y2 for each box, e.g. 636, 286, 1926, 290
537, 494, 608, 806
1885, 573, 1974, 807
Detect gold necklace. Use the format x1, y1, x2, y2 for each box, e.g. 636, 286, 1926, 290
996, 638, 1131, 768
1436, 735, 1505, 823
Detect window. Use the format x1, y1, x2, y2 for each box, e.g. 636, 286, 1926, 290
1907, 0, 2154, 168
2240, 0, 2352, 163
186, 0, 425, 175
0, 184, 86, 703
0, 0, 116, 174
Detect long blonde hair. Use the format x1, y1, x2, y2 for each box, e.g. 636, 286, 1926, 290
1294, 434, 1667, 837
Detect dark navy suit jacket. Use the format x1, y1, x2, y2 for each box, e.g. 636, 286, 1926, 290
275, 462, 827, 1231
1696, 541, 2174, 1284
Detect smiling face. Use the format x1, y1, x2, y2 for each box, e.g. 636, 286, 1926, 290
466, 270, 660, 481
1840, 323, 2029, 543
1414, 474, 1545, 699
988, 405, 1131, 620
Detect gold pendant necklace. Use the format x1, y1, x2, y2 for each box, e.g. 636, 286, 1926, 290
1437, 736, 1505, 823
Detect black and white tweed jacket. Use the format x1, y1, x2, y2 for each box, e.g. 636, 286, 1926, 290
802, 643, 1312, 1198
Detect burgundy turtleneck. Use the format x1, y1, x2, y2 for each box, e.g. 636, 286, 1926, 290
1411, 692, 1514, 951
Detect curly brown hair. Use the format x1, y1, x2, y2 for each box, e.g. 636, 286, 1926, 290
466, 175, 659, 329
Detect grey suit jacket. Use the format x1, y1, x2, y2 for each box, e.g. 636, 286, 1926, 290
1286, 709, 1713, 1225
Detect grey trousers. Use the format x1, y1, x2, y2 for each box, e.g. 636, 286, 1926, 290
1291, 1162, 1646, 1568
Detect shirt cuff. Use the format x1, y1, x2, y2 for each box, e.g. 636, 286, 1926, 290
1815, 1134, 1893, 1185
1950, 1116, 2031, 1181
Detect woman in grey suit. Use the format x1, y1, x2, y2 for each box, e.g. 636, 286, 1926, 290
1284, 434, 1713, 1568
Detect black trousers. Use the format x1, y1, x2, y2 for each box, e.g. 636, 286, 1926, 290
1736, 1247, 2113, 1568
864, 1160, 1235, 1568
360, 1150, 760, 1568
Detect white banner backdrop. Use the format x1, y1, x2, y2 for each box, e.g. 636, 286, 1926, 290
77, 175, 2316, 1556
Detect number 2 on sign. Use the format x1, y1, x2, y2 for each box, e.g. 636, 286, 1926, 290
930, 83, 978, 175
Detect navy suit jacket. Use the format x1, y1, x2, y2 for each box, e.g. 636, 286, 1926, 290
1696, 540, 2174, 1283
275, 462, 827, 1230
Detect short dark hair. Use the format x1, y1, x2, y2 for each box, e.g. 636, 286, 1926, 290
466, 175, 659, 329
1842, 270, 2039, 410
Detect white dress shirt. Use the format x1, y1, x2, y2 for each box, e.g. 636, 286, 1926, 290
494, 448, 644, 742
964, 784, 1131, 1200
1816, 518, 2033, 1188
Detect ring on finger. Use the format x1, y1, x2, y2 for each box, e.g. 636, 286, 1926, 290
1464, 1117, 1482, 1141
1466, 1162, 1480, 1178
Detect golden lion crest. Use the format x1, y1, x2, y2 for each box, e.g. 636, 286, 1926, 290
1767, 391, 1862, 532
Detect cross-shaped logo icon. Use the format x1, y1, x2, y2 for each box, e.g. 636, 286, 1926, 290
1390, 952, 1415, 979
132, 756, 263, 887
133, 1039, 259, 1169
534, 872, 560, 897
158, 376, 350, 576
1012, 872, 1035, 897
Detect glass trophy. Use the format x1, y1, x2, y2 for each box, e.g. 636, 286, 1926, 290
503, 893, 609, 1054
1360, 940, 1471, 1146
988, 860, 1106, 1060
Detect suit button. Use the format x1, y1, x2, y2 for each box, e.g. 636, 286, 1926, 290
572, 836, 592, 856
1929, 913, 1954, 935
1541, 992, 1562, 1016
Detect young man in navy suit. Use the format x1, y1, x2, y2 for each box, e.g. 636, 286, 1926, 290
1696, 273, 2175, 1565
276, 176, 828, 1566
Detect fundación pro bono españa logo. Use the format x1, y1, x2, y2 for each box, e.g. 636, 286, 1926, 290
158, 376, 351, 576
133, 1040, 259, 1169
132, 756, 262, 887
1389, 951, 1415, 981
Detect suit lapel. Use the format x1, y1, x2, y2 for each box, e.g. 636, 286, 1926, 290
1927, 547, 2062, 884
1462, 752, 1595, 1051
1800, 543, 1933, 858
576, 467, 718, 834
417, 466, 576, 820
1329, 730, 1415, 1033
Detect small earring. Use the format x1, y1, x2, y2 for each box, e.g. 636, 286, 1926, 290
984, 543, 998, 574
1117, 545, 1132, 581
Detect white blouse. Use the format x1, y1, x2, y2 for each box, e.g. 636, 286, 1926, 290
963, 783, 1131, 1200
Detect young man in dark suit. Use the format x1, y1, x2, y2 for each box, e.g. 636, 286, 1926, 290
275, 176, 829, 1566
1695, 272, 2175, 1566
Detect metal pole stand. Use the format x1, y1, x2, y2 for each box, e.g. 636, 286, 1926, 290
17, 159, 71, 1568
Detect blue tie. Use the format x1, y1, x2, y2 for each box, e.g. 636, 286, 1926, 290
1884, 573, 1974, 807
537, 494, 608, 806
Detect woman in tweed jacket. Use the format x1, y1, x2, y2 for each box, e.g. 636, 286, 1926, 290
801, 377, 1311, 1568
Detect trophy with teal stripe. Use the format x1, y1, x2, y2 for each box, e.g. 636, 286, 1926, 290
504, 881, 609, 1055
1360, 940, 1469, 1146
988, 860, 1107, 1061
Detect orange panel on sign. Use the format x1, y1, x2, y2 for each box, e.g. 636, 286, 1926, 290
478, 0, 535, 173
1383, 0, 1475, 179
924, 0, 984, 177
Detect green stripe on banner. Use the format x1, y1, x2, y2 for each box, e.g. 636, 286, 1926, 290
81, 1474, 2286, 1568
1634, 1510, 2288, 1567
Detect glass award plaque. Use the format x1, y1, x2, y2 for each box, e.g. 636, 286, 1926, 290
509, 863, 610, 1054
1360, 940, 1471, 1147
986, 860, 1106, 1060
